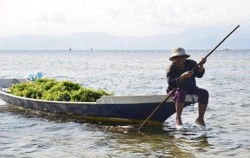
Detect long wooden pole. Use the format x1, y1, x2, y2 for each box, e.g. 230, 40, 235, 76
138, 25, 240, 130
192, 25, 240, 71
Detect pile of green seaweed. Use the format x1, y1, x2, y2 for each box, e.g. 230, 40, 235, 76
9, 78, 113, 102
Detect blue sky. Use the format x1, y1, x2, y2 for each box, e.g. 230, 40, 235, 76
0, 0, 249, 38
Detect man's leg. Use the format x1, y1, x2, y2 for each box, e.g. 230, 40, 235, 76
175, 102, 184, 126
173, 88, 187, 126
196, 103, 207, 126
195, 88, 209, 126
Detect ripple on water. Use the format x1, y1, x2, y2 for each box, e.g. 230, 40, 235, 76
0, 50, 250, 157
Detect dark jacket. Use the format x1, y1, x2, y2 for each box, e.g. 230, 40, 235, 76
166, 59, 205, 94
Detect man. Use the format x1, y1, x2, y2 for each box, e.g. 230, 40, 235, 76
166, 47, 209, 130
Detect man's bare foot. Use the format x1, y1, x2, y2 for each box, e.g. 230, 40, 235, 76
195, 118, 206, 126
176, 118, 183, 126
176, 118, 183, 130
195, 118, 207, 131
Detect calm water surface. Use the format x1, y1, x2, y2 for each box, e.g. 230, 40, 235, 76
0, 50, 250, 157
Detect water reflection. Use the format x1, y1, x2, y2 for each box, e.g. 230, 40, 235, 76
100, 127, 196, 157
1, 103, 213, 157
1, 50, 250, 157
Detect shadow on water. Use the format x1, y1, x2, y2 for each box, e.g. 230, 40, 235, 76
1, 104, 214, 157
98, 123, 213, 157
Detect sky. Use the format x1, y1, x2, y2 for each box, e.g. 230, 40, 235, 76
0, 0, 249, 38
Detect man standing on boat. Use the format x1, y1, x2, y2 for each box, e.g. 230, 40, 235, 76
166, 47, 209, 130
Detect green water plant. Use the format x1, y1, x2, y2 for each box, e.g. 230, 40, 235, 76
9, 78, 113, 102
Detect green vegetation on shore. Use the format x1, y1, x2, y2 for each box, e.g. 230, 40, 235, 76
9, 78, 113, 102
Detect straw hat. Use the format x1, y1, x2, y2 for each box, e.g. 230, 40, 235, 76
169, 47, 190, 61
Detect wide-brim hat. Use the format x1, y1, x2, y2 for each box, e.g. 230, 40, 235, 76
169, 47, 190, 61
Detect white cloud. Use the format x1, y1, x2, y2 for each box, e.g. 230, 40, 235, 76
0, 0, 249, 37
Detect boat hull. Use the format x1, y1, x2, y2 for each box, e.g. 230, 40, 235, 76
0, 91, 196, 125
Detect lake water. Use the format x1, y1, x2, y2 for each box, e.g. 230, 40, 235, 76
0, 50, 250, 157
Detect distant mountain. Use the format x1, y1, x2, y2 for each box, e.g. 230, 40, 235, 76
0, 27, 249, 50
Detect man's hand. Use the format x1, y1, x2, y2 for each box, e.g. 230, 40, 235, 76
199, 58, 207, 66
180, 71, 194, 82
198, 58, 206, 72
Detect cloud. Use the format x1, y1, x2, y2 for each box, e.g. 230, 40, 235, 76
0, 0, 249, 37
